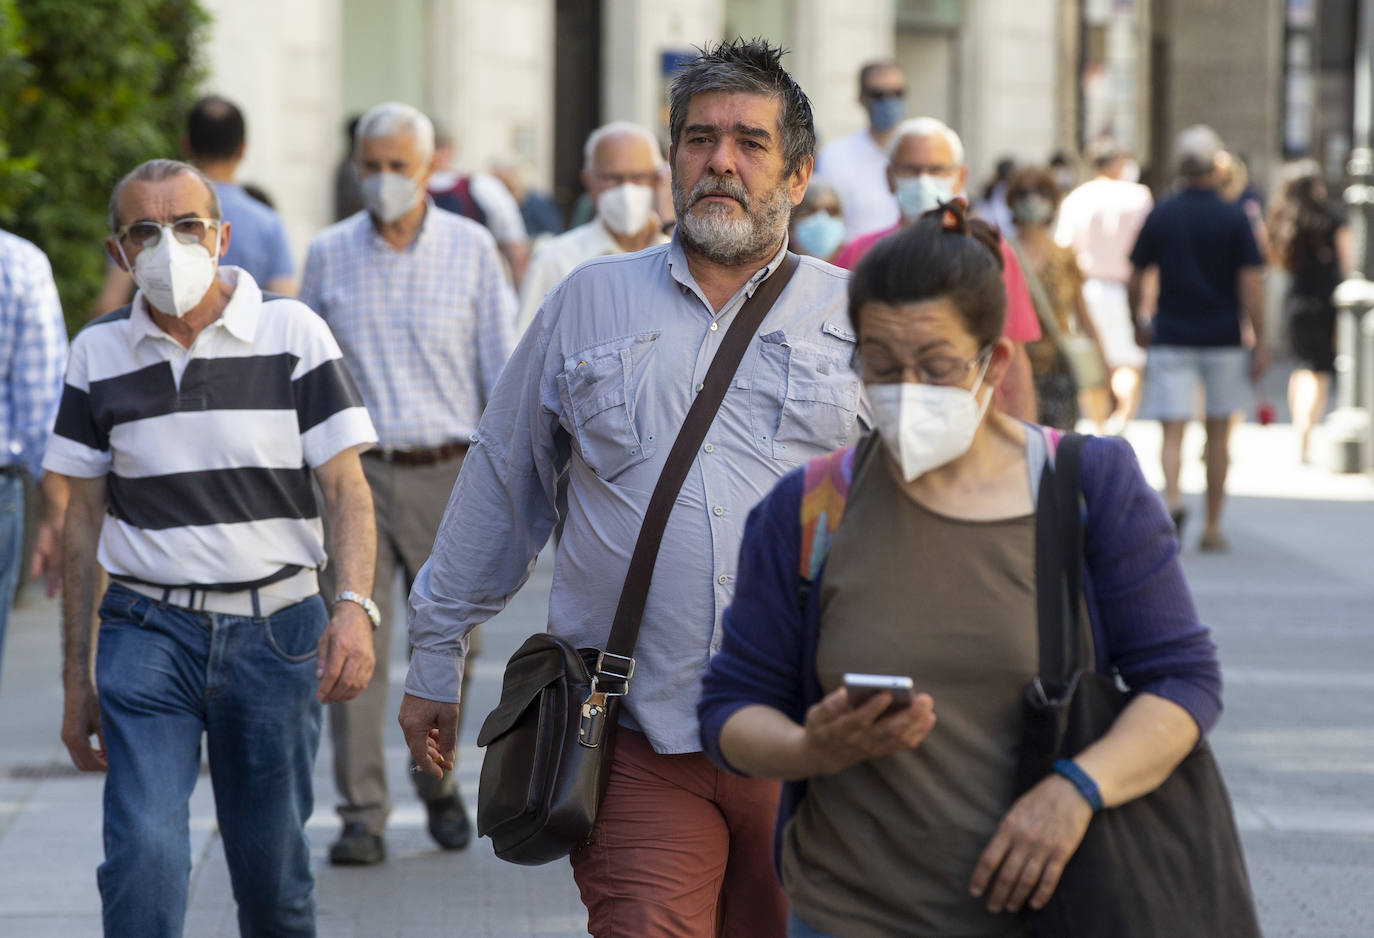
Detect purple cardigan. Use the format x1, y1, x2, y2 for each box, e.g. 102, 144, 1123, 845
697, 433, 1222, 851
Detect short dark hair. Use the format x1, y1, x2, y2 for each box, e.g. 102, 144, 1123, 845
187, 96, 245, 160
858, 60, 899, 96
848, 201, 1006, 348
1005, 165, 1060, 206
667, 38, 816, 177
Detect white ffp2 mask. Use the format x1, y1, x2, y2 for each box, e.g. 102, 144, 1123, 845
362, 170, 423, 224
867, 362, 992, 481
597, 183, 656, 237
120, 227, 220, 318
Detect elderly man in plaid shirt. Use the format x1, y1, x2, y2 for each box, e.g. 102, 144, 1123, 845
299, 101, 517, 866
0, 228, 68, 693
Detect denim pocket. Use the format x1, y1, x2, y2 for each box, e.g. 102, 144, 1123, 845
263, 599, 328, 663
750, 329, 860, 463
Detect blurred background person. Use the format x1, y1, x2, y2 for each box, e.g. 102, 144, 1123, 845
1054, 138, 1153, 432
975, 156, 1015, 235
1268, 160, 1354, 463
517, 121, 668, 332
491, 157, 564, 246
814, 60, 905, 240
831, 116, 1042, 423
789, 179, 846, 263
427, 128, 530, 284
1005, 166, 1110, 430
334, 114, 364, 221
1048, 149, 1076, 194
186, 95, 296, 296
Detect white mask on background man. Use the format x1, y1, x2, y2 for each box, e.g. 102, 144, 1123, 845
597, 183, 656, 237
866, 357, 992, 481
362, 170, 423, 224
120, 227, 221, 318
895, 174, 957, 222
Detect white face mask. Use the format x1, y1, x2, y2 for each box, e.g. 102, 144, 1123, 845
362, 170, 423, 224
867, 357, 992, 481
895, 174, 957, 221
597, 182, 656, 237
119, 227, 220, 318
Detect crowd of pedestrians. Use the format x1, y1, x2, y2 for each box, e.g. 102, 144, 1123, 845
0, 34, 1346, 938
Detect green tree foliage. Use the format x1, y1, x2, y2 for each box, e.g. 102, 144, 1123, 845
0, 0, 206, 333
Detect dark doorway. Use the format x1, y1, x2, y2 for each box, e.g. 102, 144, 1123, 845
553, 0, 603, 224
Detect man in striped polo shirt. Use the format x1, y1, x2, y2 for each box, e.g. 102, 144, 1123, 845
44, 158, 380, 937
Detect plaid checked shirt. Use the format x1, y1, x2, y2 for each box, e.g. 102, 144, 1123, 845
299, 204, 517, 450
1, 230, 67, 480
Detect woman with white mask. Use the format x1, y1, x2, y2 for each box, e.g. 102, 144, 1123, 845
698, 203, 1225, 937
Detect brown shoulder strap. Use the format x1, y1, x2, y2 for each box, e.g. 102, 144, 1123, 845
595, 252, 802, 686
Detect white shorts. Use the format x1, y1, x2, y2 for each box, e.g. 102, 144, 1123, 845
1142, 345, 1253, 421
1081, 279, 1146, 370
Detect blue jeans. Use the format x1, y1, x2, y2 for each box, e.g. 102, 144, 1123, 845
788, 909, 840, 938
95, 583, 327, 938
0, 473, 23, 695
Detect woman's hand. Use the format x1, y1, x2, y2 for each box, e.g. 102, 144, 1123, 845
801, 686, 936, 776
968, 774, 1093, 914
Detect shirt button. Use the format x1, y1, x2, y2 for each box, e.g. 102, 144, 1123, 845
717, 573, 729, 585
695, 382, 704, 392
712, 506, 724, 517
703, 443, 714, 453
709, 321, 719, 332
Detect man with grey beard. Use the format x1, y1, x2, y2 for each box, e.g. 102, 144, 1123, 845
398, 39, 863, 937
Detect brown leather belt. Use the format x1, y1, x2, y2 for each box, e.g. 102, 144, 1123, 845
363, 441, 469, 466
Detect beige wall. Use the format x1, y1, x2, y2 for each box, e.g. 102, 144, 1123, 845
791, 0, 896, 150
602, 0, 727, 136
201, 0, 343, 268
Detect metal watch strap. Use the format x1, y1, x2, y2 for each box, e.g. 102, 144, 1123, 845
334, 590, 380, 629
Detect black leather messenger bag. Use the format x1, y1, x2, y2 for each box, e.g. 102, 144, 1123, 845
475, 254, 800, 865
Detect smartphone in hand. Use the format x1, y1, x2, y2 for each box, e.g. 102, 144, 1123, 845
843, 673, 915, 718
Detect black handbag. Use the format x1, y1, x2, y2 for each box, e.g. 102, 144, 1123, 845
475, 253, 802, 866
1015, 432, 1262, 937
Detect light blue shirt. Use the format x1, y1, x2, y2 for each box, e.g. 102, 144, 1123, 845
215, 182, 294, 287
299, 204, 517, 449
0, 229, 67, 480
406, 235, 866, 753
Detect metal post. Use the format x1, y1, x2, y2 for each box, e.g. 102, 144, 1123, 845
1327, 0, 1374, 472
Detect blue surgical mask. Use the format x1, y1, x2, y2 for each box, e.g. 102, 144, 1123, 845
793, 212, 847, 259
866, 96, 905, 133
895, 174, 956, 221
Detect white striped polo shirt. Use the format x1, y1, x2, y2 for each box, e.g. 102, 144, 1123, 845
43, 267, 377, 591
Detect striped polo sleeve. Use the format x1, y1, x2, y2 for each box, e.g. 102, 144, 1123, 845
44, 323, 115, 479
284, 300, 377, 466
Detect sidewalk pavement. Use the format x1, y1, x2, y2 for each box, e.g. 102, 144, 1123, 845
2, 408, 1373, 936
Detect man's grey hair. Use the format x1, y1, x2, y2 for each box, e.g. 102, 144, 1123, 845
1175, 124, 1222, 178
667, 38, 816, 177
108, 159, 221, 232
583, 121, 665, 173
355, 102, 435, 162
886, 117, 965, 167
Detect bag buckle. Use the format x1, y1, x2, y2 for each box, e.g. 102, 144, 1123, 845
578, 689, 610, 748
595, 651, 635, 683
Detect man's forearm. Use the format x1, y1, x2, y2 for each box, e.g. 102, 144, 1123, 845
39, 472, 68, 523
61, 506, 103, 686
1239, 269, 1265, 347
322, 469, 376, 601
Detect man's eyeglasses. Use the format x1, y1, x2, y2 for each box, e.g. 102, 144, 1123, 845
857, 347, 990, 386
115, 218, 219, 249
863, 88, 905, 101
892, 164, 959, 179
593, 171, 660, 188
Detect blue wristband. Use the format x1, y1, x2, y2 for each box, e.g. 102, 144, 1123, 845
1053, 758, 1103, 812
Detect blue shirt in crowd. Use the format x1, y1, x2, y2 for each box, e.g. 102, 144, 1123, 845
1129, 186, 1263, 347
0, 229, 67, 480
405, 235, 866, 753
216, 182, 294, 288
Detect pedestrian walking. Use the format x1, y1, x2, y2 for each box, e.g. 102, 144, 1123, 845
428, 128, 532, 284
699, 204, 1224, 938
299, 101, 517, 866
45, 158, 379, 937
828, 117, 1042, 423
0, 228, 68, 692
788, 179, 846, 263
1129, 125, 1267, 551
399, 38, 864, 938
518, 122, 670, 333
1268, 159, 1353, 463
813, 60, 905, 239
1053, 138, 1153, 432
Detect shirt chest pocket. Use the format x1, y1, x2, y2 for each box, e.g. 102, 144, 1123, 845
557, 333, 660, 482
748, 326, 861, 464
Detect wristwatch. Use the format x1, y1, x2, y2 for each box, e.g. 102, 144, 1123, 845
334, 591, 381, 630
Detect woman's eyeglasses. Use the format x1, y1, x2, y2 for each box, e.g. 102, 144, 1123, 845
857, 347, 990, 386
115, 218, 219, 249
